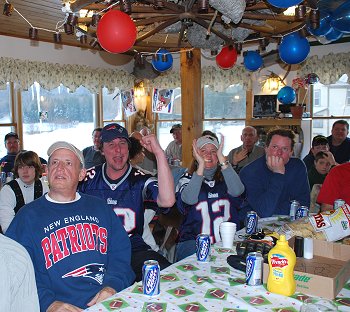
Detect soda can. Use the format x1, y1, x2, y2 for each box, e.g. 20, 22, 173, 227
290, 200, 300, 221
6, 172, 14, 183
334, 199, 345, 210
196, 233, 211, 262
246, 252, 263, 286
245, 211, 258, 235
142, 260, 160, 296
1, 171, 6, 184
295, 206, 309, 219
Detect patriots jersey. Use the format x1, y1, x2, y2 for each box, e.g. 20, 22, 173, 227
176, 172, 240, 244
5, 194, 134, 310
79, 164, 159, 251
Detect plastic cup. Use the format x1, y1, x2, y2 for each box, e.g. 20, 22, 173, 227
219, 222, 237, 249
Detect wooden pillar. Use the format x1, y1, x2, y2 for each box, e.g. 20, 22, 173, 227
180, 48, 202, 168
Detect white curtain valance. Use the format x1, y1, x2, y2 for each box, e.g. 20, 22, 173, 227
299, 52, 350, 85
148, 65, 250, 91
0, 57, 135, 92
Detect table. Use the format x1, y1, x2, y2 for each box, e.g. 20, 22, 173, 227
84, 243, 350, 312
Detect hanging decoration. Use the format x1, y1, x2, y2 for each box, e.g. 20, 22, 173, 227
277, 86, 296, 104
151, 49, 173, 72
266, 0, 303, 9
96, 10, 137, 53
120, 90, 137, 117
243, 51, 263, 72
279, 32, 310, 65
307, 12, 332, 37
216, 46, 238, 70
152, 88, 175, 114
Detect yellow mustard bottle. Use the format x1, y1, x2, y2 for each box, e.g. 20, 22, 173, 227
267, 234, 296, 296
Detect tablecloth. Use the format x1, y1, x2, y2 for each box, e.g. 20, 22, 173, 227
84, 242, 350, 312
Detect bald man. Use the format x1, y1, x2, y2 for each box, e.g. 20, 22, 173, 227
228, 126, 265, 173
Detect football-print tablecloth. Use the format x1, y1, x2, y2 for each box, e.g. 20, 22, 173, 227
84, 243, 350, 312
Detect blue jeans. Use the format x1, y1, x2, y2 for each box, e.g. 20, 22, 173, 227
175, 240, 196, 261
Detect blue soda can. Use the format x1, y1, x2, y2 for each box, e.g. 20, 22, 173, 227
290, 200, 300, 221
142, 260, 160, 296
295, 206, 309, 219
246, 252, 263, 286
196, 233, 211, 262
245, 211, 258, 235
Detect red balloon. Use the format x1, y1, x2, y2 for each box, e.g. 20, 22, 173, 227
97, 10, 137, 54
216, 46, 238, 69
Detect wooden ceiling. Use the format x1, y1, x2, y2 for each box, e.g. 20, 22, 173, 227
0, 0, 347, 55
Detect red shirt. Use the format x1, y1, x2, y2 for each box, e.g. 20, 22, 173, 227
317, 162, 350, 205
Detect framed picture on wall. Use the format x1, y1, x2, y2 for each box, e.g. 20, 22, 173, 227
253, 95, 277, 117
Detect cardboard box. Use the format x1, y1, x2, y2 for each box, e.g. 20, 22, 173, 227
263, 238, 350, 299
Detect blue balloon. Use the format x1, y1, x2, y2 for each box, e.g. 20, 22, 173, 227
266, 0, 303, 9
331, 1, 350, 33
244, 51, 263, 71
307, 12, 332, 36
277, 86, 296, 104
151, 48, 173, 72
279, 32, 310, 65
325, 27, 344, 42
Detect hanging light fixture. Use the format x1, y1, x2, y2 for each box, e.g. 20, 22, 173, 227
3, 2, 13, 16
120, 0, 132, 14
295, 5, 306, 20
154, 0, 165, 10
64, 23, 74, 35
235, 42, 242, 55
197, 0, 209, 14
91, 14, 100, 27
29, 27, 38, 40
309, 9, 320, 29
89, 37, 99, 48
53, 32, 62, 43
67, 13, 78, 26
80, 34, 87, 44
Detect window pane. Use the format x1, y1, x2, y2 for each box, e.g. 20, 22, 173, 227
22, 83, 95, 160
203, 120, 245, 156
0, 126, 13, 157
102, 87, 123, 121
157, 88, 182, 120
0, 83, 12, 123
157, 121, 180, 151
312, 118, 350, 138
312, 75, 350, 117
204, 85, 246, 119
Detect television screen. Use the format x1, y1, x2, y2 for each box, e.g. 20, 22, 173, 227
253, 95, 277, 117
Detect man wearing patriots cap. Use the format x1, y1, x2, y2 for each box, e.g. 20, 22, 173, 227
6, 141, 135, 311
79, 123, 175, 281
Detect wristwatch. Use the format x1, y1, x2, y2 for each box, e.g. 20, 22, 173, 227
219, 160, 229, 167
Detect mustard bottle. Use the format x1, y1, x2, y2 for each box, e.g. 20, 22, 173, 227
267, 234, 296, 296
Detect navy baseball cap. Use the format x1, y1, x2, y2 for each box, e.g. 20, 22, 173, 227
101, 123, 131, 144
4, 132, 19, 142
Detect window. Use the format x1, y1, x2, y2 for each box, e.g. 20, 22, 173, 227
203, 85, 246, 155
156, 88, 181, 150
313, 89, 320, 107
21, 83, 96, 160
312, 74, 350, 137
0, 83, 13, 157
102, 87, 125, 127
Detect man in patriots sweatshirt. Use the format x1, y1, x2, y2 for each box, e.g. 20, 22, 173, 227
6, 141, 135, 311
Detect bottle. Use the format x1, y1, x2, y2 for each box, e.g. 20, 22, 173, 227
267, 234, 296, 296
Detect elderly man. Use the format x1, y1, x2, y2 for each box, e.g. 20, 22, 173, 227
0, 132, 47, 173
239, 128, 310, 222
165, 123, 182, 163
82, 127, 105, 169
79, 123, 175, 281
303, 135, 337, 171
227, 126, 265, 173
327, 120, 350, 164
6, 141, 134, 311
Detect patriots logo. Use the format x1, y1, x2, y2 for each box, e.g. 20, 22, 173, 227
62, 263, 105, 285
